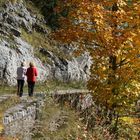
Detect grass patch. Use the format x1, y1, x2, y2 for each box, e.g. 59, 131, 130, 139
21, 29, 50, 50
35, 80, 86, 93
21, 29, 54, 64
0, 0, 7, 6
21, 29, 72, 63
0, 85, 17, 95
0, 0, 22, 6
25, 0, 43, 20
0, 84, 28, 95
0, 80, 86, 95
32, 95, 87, 140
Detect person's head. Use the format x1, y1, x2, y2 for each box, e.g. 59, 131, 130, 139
29, 62, 34, 67
21, 62, 25, 67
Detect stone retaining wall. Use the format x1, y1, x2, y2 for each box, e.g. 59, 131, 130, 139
2, 90, 139, 140
52, 89, 93, 110
2, 93, 45, 140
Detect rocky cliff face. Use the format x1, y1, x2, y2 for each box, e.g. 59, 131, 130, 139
0, 1, 92, 85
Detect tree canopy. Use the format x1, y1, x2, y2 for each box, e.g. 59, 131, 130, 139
53, 0, 140, 115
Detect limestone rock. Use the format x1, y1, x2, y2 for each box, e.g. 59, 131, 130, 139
0, 1, 92, 85
0, 38, 48, 85
39, 48, 92, 82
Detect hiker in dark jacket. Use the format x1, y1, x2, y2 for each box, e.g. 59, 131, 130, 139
26, 62, 38, 97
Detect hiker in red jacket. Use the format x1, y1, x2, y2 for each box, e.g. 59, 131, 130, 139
26, 62, 38, 97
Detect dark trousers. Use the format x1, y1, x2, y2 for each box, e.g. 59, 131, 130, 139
17, 80, 25, 97
27, 81, 35, 97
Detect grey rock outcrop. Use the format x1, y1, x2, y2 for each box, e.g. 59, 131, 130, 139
0, 1, 49, 85
39, 48, 92, 82
54, 53, 91, 82
0, 38, 48, 85
0, 0, 48, 35
0, 1, 91, 85
1, 1, 35, 33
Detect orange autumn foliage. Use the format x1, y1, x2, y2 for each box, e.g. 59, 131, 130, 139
52, 0, 140, 114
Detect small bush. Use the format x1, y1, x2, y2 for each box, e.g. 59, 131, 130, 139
10, 0, 17, 4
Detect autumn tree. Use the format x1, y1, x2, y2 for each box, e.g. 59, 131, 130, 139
52, 0, 140, 131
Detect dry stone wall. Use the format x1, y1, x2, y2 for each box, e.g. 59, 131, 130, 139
2, 93, 45, 140
52, 89, 93, 110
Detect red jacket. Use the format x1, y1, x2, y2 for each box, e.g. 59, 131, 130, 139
26, 67, 38, 82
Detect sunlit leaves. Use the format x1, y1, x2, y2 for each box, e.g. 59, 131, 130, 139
52, 0, 140, 115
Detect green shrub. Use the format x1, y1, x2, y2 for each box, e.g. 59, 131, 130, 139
0, 0, 7, 5
10, 0, 17, 4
